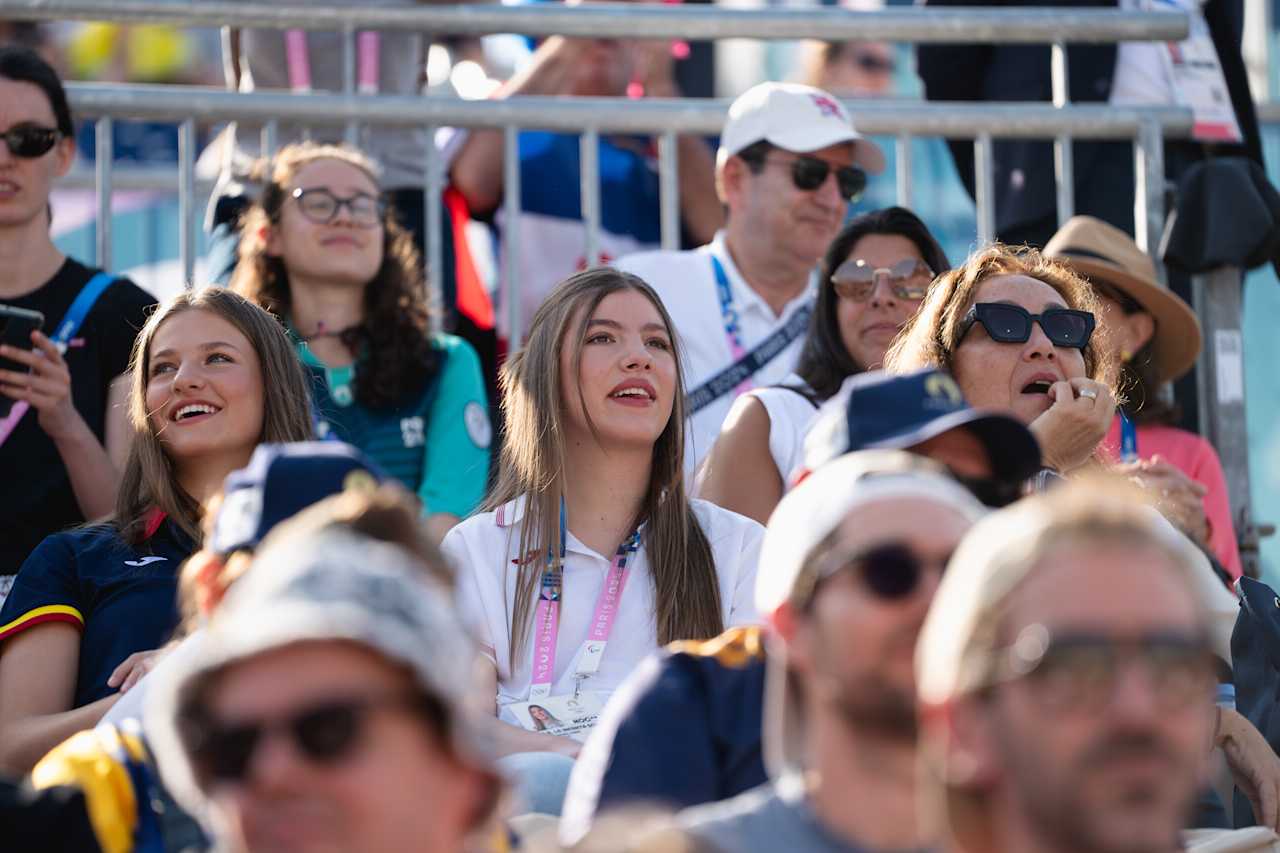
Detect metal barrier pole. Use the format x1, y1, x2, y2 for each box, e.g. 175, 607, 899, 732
581, 129, 602, 267
1132, 118, 1164, 260
179, 118, 196, 287
94, 116, 113, 270
658, 130, 679, 252
424, 124, 444, 334
503, 126, 522, 342
895, 133, 913, 208
343, 23, 357, 146
262, 119, 279, 158
1051, 41, 1075, 225
974, 132, 996, 246
1191, 267, 1264, 576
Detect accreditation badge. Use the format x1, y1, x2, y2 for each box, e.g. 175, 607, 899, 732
1158, 0, 1244, 142
508, 693, 604, 741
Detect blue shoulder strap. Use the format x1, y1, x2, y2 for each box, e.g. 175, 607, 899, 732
52, 271, 116, 350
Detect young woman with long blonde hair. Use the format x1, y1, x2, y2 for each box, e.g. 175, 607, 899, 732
0, 288, 311, 773
443, 267, 761, 812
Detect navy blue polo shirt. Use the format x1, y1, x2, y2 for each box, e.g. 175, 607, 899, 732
563, 626, 768, 842
0, 519, 193, 707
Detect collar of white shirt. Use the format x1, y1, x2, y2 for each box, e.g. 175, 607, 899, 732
703, 231, 817, 323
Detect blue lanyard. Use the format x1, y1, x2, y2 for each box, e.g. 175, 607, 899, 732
710, 255, 748, 359
1119, 410, 1139, 462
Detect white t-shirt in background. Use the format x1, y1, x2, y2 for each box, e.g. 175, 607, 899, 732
442, 497, 762, 728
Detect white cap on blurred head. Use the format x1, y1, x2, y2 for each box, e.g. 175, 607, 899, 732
717, 81, 886, 174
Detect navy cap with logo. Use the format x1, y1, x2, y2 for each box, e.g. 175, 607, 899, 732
209, 441, 387, 556
802, 368, 1042, 486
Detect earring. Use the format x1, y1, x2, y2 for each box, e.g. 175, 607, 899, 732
1121, 348, 1133, 363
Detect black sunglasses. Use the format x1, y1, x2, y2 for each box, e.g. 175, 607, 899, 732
183, 692, 433, 785
290, 187, 387, 228
768, 155, 867, 202
958, 302, 1095, 350
1, 124, 61, 159
991, 624, 1216, 712
809, 541, 948, 604
950, 471, 1023, 509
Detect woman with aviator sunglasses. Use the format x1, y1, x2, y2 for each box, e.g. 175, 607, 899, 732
232, 142, 491, 540
699, 207, 948, 523
0, 47, 157, 590
884, 243, 1117, 477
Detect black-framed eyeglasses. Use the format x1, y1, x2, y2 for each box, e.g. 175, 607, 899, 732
805, 541, 949, 606
767, 155, 867, 202
831, 257, 934, 302
182, 691, 434, 786
987, 624, 1216, 712
958, 302, 1095, 350
290, 187, 387, 228
1, 124, 61, 159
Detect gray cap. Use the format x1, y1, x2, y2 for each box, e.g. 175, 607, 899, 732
147, 528, 485, 820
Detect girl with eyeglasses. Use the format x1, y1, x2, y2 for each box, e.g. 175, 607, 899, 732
232, 143, 492, 539
698, 207, 949, 524
0, 46, 157, 592
884, 243, 1118, 476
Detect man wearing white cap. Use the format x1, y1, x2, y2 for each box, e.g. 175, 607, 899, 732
615, 82, 885, 476
676, 450, 985, 852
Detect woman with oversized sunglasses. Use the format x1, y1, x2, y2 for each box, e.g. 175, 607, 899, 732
0, 46, 157, 595
698, 207, 948, 524
884, 243, 1117, 476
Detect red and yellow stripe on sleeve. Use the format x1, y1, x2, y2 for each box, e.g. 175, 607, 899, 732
0, 605, 85, 642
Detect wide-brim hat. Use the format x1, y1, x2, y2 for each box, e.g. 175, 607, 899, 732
1044, 215, 1202, 384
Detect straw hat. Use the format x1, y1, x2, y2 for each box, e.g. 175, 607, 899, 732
1044, 216, 1202, 384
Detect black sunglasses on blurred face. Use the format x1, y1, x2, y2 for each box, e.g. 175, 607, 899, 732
1, 124, 61, 159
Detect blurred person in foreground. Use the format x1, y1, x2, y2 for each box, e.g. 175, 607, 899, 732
615, 81, 885, 477
560, 369, 1039, 844
697, 207, 949, 523
1044, 215, 1242, 580
675, 452, 988, 852
916, 478, 1280, 852
146, 514, 502, 852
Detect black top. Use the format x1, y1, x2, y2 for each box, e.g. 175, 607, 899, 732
0, 258, 154, 574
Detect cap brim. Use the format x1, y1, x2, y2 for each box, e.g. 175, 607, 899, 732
1058, 257, 1203, 384
764, 128, 886, 175
865, 410, 1042, 483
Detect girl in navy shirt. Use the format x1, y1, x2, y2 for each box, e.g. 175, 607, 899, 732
0, 288, 312, 773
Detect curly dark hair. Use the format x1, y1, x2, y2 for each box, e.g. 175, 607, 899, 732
231, 143, 440, 409
794, 206, 951, 400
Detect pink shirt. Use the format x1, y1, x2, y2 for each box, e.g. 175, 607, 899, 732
1101, 417, 1242, 580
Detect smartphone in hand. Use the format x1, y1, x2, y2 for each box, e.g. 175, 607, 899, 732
0, 304, 45, 417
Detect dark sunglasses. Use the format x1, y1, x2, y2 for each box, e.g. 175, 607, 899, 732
290, 187, 387, 228
831, 257, 934, 301
809, 541, 948, 605
958, 302, 1095, 350
950, 471, 1023, 509
183, 692, 431, 785
1, 124, 61, 159
769, 155, 867, 202
853, 52, 896, 75
992, 624, 1216, 712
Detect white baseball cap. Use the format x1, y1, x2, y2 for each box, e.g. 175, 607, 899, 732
717, 81, 886, 174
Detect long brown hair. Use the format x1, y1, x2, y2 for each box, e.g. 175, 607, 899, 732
115, 288, 314, 545
883, 243, 1117, 391
486, 268, 724, 662
231, 142, 439, 409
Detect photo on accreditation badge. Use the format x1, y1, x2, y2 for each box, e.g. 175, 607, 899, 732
509, 694, 602, 740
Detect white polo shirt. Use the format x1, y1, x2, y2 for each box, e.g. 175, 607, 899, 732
442, 497, 762, 727
614, 233, 815, 478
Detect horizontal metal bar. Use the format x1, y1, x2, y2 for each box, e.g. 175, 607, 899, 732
64, 84, 1196, 139
0, 0, 1189, 43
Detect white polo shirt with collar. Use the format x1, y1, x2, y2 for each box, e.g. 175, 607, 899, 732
614, 232, 815, 478
442, 496, 762, 728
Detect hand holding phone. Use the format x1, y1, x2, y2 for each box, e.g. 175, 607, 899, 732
0, 305, 45, 418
